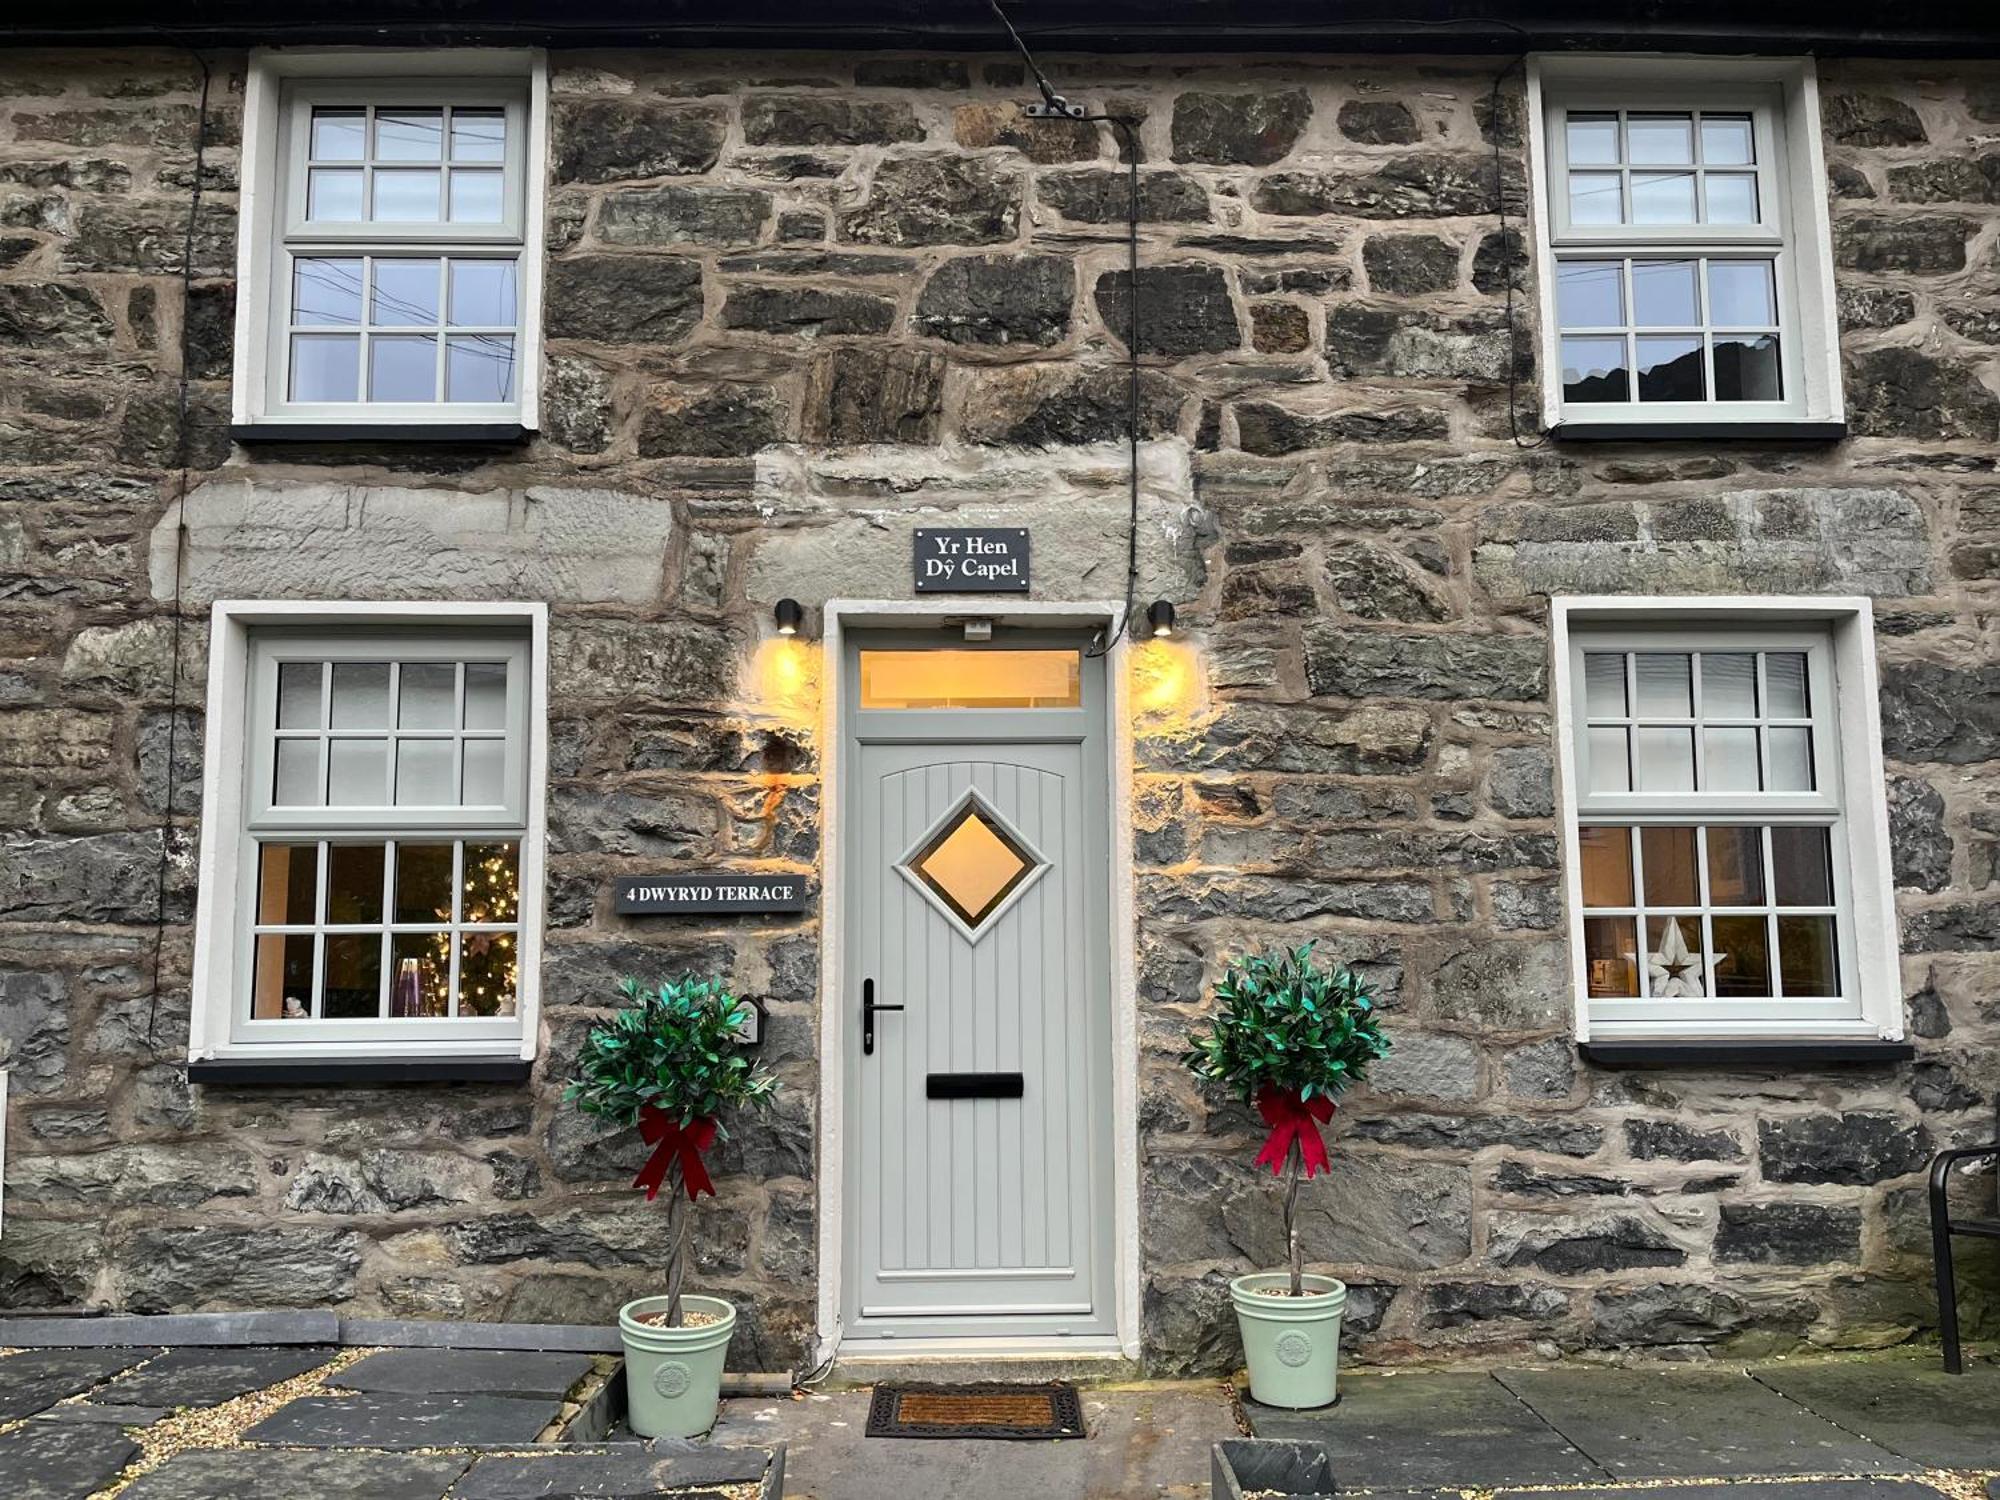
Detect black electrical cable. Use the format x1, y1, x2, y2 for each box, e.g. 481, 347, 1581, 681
986, 0, 1144, 657
147, 50, 210, 1051
1489, 51, 1546, 449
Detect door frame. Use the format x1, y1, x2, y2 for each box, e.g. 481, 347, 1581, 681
814, 599, 1141, 1361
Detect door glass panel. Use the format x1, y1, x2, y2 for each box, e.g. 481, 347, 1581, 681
861, 649, 1081, 710
909, 801, 1039, 929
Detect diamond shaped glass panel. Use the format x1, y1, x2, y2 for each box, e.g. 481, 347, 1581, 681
909, 800, 1039, 931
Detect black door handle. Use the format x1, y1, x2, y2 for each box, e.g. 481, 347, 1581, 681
862, 978, 903, 1057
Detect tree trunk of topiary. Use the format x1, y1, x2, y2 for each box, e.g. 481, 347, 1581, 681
1283, 1139, 1304, 1297
664, 1161, 692, 1328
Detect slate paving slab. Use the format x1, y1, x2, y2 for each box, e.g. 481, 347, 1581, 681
339, 1347, 595, 1399
1241, 1372, 1607, 1489
243, 1390, 565, 1448
451, 1448, 774, 1497
1494, 1484, 1952, 1500
91, 1345, 338, 1408
0, 1347, 159, 1420
1751, 1360, 2000, 1470
0, 1417, 141, 1500
34, 1401, 171, 1426
121, 1449, 471, 1500
1496, 1368, 1909, 1478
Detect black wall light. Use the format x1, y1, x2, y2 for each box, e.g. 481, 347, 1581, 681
774, 598, 804, 638
1146, 600, 1176, 638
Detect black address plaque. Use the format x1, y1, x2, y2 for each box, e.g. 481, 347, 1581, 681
614, 874, 810, 916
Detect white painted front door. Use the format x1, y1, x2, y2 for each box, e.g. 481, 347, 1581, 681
841, 633, 1115, 1342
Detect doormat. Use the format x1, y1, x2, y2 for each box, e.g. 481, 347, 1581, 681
865, 1381, 1087, 1440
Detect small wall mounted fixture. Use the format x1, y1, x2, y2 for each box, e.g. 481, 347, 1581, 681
1146, 600, 1176, 638
774, 598, 804, 638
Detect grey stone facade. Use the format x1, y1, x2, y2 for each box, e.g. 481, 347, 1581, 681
0, 43, 1997, 1373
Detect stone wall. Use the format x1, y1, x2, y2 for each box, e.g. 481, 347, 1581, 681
0, 44, 1997, 1370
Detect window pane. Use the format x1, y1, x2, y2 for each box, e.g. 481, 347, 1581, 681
326, 842, 385, 924
1634, 653, 1693, 716
278, 661, 323, 728
1701, 114, 1754, 165
1645, 914, 1706, 997
252, 932, 316, 1020
448, 260, 517, 327
1584, 916, 1639, 997
1706, 826, 1766, 905
457, 930, 517, 1017
1703, 726, 1761, 791
1578, 826, 1634, 906
1586, 725, 1631, 792
451, 108, 507, 162
1584, 653, 1628, 716
374, 168, 443, 222
462, 738, 505, 804
446, 335, 517, 403
860, 650, 1082, 709
306, 167, 363, 220
1556, 261, 1624, 328
330, 662, 390, 728
1631, 171, 1696, 223
463, 663, 507, 729
1562, 337, 1629, 403
1628, 113, 1694, 164
1568, 172, 1624, 225
1636, 727, 1695, 791
1714, 335, 1782, 402
1631, 260, 1699, 326
1705, 173, 1758, 223
322, 932, 383, 1019
449, 169, 505, 223
289, 334, 360, 402
370, 335, 439, 402
1766, 652, 1810, 717
327, 738, 387, 805
257, 843, 319, 925
1636, 335, 1704, 401
1701, 653, 1758, 716
1641, 825, 1699, 906
390, 938, 450, 1018
310, 107, 365, 161
462, 842, 520, 923
398, 662, 456, 729
1711, 914, 1773, 997
273, 739, 322, 805
1767, 726, 1814, 791
1707, 261, 1776, 326
1567, 113, 1621, 164
396, 738, 456, 805
395, 843, 456, 924
371, 259, 441, 326
1778, 914, 1840, 995
1772, 826, 1833, 905
376, 109, 443, 161
293, 257, 362, 326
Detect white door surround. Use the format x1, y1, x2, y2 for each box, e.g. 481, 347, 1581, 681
813, 600, 1141, 1362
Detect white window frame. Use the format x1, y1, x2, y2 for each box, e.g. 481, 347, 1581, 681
1551, 596, 1901, 1044
1526, 55, 1843, 433
189, 601, 549, 1064
231, 49, 548, 433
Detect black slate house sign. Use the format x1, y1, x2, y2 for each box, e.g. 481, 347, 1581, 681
614, 874, 810, 915
913, 528, 1030, 593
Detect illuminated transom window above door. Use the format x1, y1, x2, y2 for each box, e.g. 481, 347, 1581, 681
899, 788, 1048, 938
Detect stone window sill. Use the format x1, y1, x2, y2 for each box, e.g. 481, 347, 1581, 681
230, 422, 533, 445
1578, 1040, 1914, 1069
1551, 420, 1848, 443
187, 1058, 533, 1086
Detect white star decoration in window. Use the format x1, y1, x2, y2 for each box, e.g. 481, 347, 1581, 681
1647, 917, 1724, 998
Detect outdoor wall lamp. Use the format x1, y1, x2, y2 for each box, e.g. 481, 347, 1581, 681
774, 598, 804, 638
1146, 600, 1177, 638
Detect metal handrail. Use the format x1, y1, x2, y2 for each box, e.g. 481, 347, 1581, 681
1930, 1143, 2000, 1374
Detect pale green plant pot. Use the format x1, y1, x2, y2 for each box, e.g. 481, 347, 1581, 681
1230, 1272, 1346, 1409
618, 1293, 737, 1439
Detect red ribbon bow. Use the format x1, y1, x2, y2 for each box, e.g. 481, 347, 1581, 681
634, 1106, 718, 1202
1253, 1087, 1336, 1178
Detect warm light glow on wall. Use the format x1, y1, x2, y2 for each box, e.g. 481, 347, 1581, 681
747, 636, 820, 726
1131, 637, 1203, 726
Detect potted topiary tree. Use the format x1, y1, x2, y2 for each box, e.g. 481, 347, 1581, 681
565, 974, 779, 1439
1181, 944, 1390, 1409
